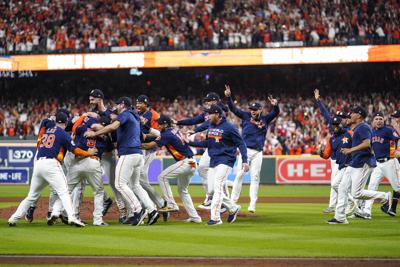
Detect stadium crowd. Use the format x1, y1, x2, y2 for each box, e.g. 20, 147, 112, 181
1, 0, 400, 54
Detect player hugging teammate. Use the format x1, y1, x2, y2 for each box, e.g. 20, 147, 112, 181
316, 89, 400, 224
8, 86, 281, 227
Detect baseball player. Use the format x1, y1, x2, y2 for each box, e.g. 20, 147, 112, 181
136, 95, 165, 209
224, 85, 279, 213
141, 115, 202, 223
382, 110, 400, 215
85, 96, 159, 226
320, 116, 353, 224
177, 92, 228, 209
8, 112, 94, 227
360, 112, 400, 218
50, 116, 108, 226
340, 106, 392, 215
314, 89, 351, 213
188, 104, 249, 225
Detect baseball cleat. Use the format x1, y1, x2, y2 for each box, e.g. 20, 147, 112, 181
354, 211, 371, 220
184, 217, 202, 223
158, 205, 179, 212
388, 210, 397, 217
93, 221, 108, 226
119, 216, 127, 224
385, 192, 393, 212
248, 206, 256, 213
207, 219, 222, 226
46, 211, 52, 221
25, 206, 36, 223
162, 212, 169, 222
8, 222, 16, 227
227, 205, 241, 224
69, 218, 85, 227
131, 209, 148, 226
323, 207, 335, 213
59, 214, 69, 225
122, 216, 136, 225
102, 198, 113, 216
47, 215, 59, 226
198, 195, 212, 210
147, 210, 160, 225
327, 218, 349, 224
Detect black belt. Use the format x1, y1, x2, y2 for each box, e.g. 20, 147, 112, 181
376, 157, 390, 163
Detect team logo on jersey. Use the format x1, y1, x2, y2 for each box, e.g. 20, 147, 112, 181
250, 118, 265, 129
342, 137, 349, 144
372, 136, 384, 144
208, 128, 223, 143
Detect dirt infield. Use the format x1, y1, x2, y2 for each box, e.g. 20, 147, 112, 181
0, 196, 328, 221
0, 255, 399, 266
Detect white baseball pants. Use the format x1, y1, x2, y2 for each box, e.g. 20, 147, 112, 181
102, 151, 126, 214
350, 164, 388, 201
115, 154, 155, 213
334, 167, 352, 222
328, 160, 339, 208
158, 158, 201, 220
208, 164, 240, 222
363, 159, 400, 216
231, 148, 263, 210
198, 149, 210, 195
9, 158, 77, 223
140, 150, 164, 208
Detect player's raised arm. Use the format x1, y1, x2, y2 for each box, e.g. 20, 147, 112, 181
264, 95, 280, 123
314, 88, 332, 125
224, 85, 246, 119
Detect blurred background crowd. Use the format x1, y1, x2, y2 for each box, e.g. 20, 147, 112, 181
1, 0, 400, 54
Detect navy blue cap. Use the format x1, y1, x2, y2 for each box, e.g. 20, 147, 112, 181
136, 95, 150, 105
373, 111, 384, 118
55, 112, 68, 123
391, 110, 400, 118
332, 116, 342, 125
204, 92, 220, 102
57, 108, 70, 118
157, 115, 172, 125
89, 89, 104, 99
351, 106, 367, 118
116, 96, 132, 107
207, 104, 223, 115
249, 102, 262, 111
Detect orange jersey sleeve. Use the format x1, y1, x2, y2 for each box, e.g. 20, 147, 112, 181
72, 147, 91, 157
72, 115, 87, 135
150, 109, 160, 129
321, 137, 332, 159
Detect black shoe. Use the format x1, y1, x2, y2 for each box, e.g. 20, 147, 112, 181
131, 209, 148, 226
25, 206, 36, 223
46, 211, 52, 221
47, 215, 59, 226
162, 212, 169, 222
102, 198, 113, 216
122, 216, 136, 225
119, 216, 126, 224
60, 214, 69, 225
8, 222, 16, 227
147, 210, 159, 225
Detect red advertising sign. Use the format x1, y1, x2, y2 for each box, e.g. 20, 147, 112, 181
276, 157, 393, 184
276, 158, 332, 184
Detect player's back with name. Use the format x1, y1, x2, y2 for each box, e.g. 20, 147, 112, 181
372, 125, 399, 159
36, 126, 73, 161
155, 128, 193, 161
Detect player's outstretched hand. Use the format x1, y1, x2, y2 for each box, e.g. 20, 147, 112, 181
268, 95, 278, 106
314, 89, 320, 100
88, 147, 98, 156
224, 84, 231, 97
242, 163, 250, 172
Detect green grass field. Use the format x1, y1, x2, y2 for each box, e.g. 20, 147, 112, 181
0, 185, 399, 258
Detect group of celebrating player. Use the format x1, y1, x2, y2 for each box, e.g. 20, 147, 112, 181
8, 86, 280, 227
7, 86, 399, 227
314, 89, 400, 224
